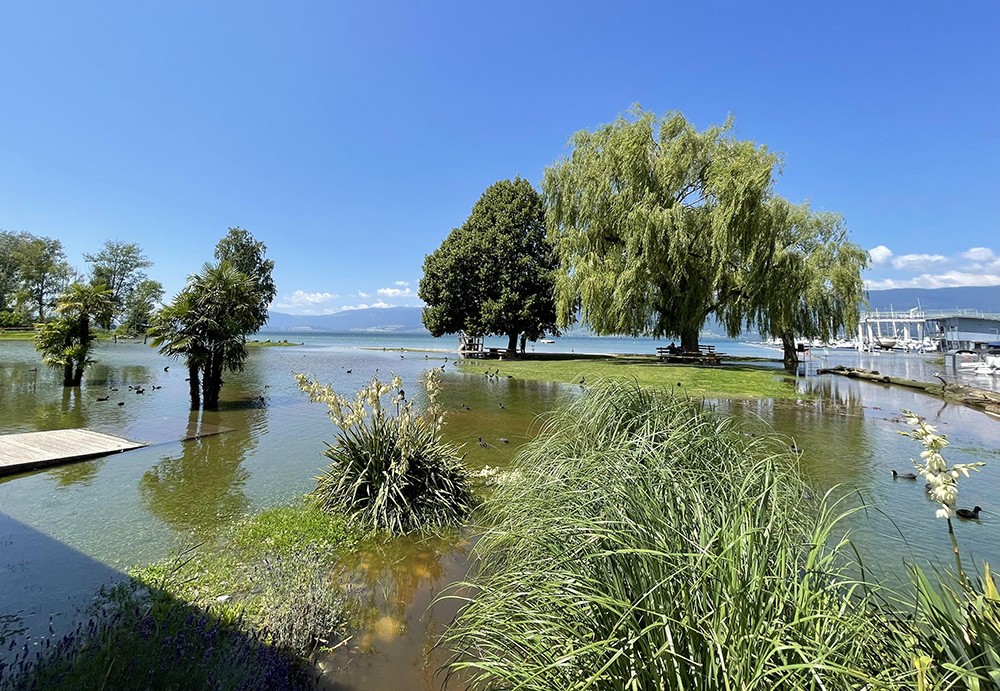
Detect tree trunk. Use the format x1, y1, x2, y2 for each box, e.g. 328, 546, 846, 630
187, 360, 201, 410
203, 352, 223, 410
680, 326, 699, 353
71, 363, 84, 387
506, 332, 519, 358
62, 362, 74, 387
781, 332, 799, 372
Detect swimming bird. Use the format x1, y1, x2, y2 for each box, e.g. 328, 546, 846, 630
892, 470, 918, 480
346, 369, 352, 374
499, 437, 509, 444
164, 366, 169, 372
790, 443, 802, 454
96, 395, 109, 401
956, 506, 983, 520
109, 387, 118, 392
117, 401, 125, 406
498, 402, 504, 409
477, 437, 489, 448
28, 367, 37, 372
578, 376, 585, 385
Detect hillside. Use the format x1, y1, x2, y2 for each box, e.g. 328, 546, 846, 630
262, 306, 428, 333
865, 286, 1000, 313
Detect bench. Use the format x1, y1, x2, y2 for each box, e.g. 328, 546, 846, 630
656, 344, 724, 365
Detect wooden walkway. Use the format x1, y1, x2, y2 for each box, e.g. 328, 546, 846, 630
0, 429, 146, 476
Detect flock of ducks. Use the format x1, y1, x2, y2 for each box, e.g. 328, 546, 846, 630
892, 469, 983, 520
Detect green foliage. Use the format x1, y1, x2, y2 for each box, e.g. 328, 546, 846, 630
10, 234, 71, 322
297, 372, 475, 534
119, 278, 164, 338
214, 227, 276, 335
723, 199, 868, 370
33, 281, 114, 386
444, 382, 907, 689
151, 230, 273, 410
419, 177, 558, 353
905, 564, 1000, 690
84, 240, 153, 329
543, 107, 779, 350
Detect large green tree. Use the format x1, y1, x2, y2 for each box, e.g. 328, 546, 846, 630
0, 231, 31, 315
34, 282, 113, 386
15, 236, 71, 322
84, 240, 153, 329
543, 108, 779, 351
150, 229, 274, 410
121, 278, 165, 341
723, 199, 869, 371
419, 178, 558, 355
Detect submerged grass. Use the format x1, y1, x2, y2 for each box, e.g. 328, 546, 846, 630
459, 355, 797, 399
2, 500, 360, 690
443, 381, 909, 689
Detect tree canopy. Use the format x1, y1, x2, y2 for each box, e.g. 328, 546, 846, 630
34, 282, 113, 386
542, 107, 780, 351
151, 229, 274, 410
85, 240, 153, 329
419, 178, 558, 354
12, 235, 71, 323
722, 199, 868, 370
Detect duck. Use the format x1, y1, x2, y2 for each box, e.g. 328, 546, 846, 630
117, 401, 125, 407
477, 437, 488, 448
956, 506, 983, 520
892, 470, 918, 480
96, 395, 110, 402
499, 437, 509, 444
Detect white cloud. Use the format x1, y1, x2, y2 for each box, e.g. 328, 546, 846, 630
272, 290, 338, 312
338, 301, 392, 311
377, 286, 415, 297
868, 245, 893, 266
865, 271, 1000, 290
961, 247, 995, 262
357, 291, 370, 299
394, 280, 409, 287
891, 253, 947, 270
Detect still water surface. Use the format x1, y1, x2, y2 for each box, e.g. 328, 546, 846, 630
1, 333, 998, 688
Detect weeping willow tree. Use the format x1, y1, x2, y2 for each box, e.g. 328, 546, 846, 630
720, 199, 869, 371
542, 107, 779, 352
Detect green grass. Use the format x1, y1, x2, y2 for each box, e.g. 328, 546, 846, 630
443, 382, 909, 689
0, 330, 34, 340
459, 353, 799, 399
132, 498, 361, 654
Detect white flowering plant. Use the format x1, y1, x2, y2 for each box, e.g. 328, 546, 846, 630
295, 370, 473, 534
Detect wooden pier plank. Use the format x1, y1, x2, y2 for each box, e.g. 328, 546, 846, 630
0, 429, 146, 476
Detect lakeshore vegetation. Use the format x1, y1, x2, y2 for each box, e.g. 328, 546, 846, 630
6, 105, 996, 689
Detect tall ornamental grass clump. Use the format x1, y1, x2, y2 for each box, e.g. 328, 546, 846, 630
443, 382, 907, 690
296, 370, 474, 534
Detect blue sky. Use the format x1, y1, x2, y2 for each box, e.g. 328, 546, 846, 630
2, 2, 998, 314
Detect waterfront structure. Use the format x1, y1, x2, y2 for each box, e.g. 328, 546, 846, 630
857, 308, 1000, 352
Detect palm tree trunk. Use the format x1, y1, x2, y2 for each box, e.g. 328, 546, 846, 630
187, 361, 201, 410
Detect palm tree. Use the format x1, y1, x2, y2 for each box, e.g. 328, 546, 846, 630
34, 282, 114, 386
150, 262, 255, 410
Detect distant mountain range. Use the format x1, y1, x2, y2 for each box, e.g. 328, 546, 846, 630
865, 286, 1000, 313
263, 306, 428, 333
261, 286, 1000, 334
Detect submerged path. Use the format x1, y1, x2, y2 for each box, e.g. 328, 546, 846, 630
0, 429, 146, 476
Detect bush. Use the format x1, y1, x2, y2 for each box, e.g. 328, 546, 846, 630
296, 371, 475, 534
442, 381, 908, 689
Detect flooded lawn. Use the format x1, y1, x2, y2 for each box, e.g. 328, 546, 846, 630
2, 339, 999, 688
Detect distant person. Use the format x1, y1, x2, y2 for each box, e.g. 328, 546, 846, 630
667, 342, 678, 355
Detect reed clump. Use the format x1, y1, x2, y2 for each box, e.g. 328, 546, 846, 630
444, 381, 907, 689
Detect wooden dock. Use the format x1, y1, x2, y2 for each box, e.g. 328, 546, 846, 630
0, 429, 147, 477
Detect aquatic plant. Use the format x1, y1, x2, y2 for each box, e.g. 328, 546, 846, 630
898, 409, 997, 688
443, 381, 905, 689
296, 370, 474, 534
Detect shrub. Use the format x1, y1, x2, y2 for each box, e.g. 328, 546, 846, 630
296, 371, 474, 534
442, 381, 907, 689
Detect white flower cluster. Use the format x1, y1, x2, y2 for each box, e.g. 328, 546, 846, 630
900, 409, 985, 519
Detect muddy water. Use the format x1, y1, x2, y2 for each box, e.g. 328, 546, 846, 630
1, 338, 999, 689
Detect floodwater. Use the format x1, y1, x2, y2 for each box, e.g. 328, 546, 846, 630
1, 336, 999, 689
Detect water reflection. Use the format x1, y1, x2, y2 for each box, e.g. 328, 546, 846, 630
140, 405, 266, 536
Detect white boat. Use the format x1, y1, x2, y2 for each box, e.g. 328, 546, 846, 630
875, 337, 897, 350
540, 339, 555, 344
